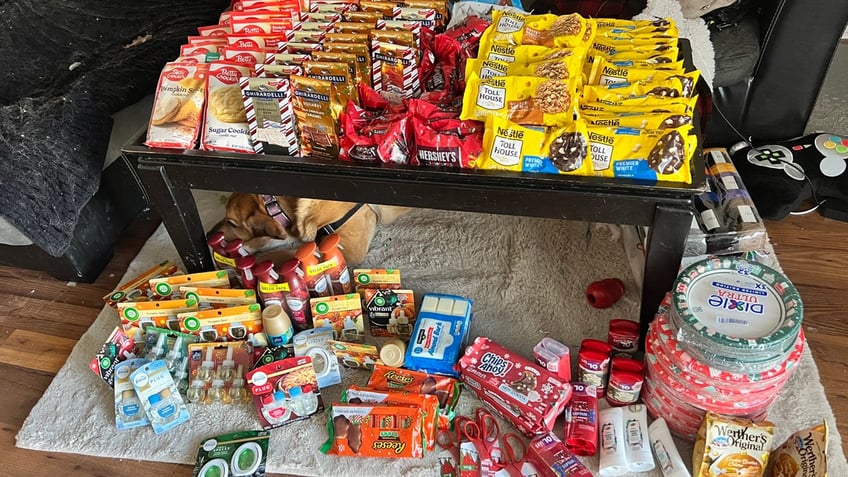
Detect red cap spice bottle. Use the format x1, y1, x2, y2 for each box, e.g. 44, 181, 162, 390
295, 242, 332, 298
577, 339, 613, 398
605, 357, 645, 406
318, 234, 353, 295
235, 255, 257, 290
254, 260, 283, 307
277, 258, 312, 332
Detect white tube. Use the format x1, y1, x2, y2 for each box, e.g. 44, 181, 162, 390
648, 418, 692, 477
623, 404, 655, 472
598, 407, 628, 476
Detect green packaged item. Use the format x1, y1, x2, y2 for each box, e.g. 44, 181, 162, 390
192, 430, 271, 477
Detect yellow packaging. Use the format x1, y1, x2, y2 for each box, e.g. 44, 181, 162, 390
352, 269, 403, 290
482, 11, 590, 49
291, 75, 343, 159
591, 37, 678, 62
304, 61, 358, 106
480, 10, 529, 46
310, 294, 365, 342
770, 421, 828, 477
178, 303, 263, 342
149, 270, 231, 298
585, 124, 696, 182
469, 54, 583, 82
180, 286, 258, 309
595, 17, 676, 33
118, 298, 199, 332
478, 116, 593, 176
581, 111, 692, 129
461, 73, 575, 126
587, 56, 692, 86
693, 412, 775, 477
104, 260, 180, 307
583, 73, 700, 100
580, 93, 698, 114
478, 44, 572, 66
324, 42, 372, 88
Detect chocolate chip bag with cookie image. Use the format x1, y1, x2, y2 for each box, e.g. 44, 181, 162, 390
585, 124, 696, 183
581, 110, 692, 130
461, 73, 576, 127
585, 70, 700, 98
145, 62, 209, 149
478, 115, 594, 176
239, 76, 299, 155
291, 75, 343, 159
201, 62, 254, 153
482, 11, 593, 49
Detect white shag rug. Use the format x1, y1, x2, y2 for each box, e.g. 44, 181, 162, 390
17, 191, 845, 476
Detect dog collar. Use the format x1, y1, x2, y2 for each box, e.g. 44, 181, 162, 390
262, 194, 292, 230
317, 203, 366, 241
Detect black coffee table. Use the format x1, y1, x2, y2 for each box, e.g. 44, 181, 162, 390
123, 134, 706, 349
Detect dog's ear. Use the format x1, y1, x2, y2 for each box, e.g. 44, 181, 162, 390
289, 199, 319, 240
247, 211, 287, 239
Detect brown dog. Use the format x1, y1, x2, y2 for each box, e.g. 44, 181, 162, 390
213, 193, 409, 264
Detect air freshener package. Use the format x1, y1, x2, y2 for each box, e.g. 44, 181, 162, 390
131, 359, 191, 434
118, 298, 199, 335
142, 327, 200, 396
178, 304, 264, 343
247, 356, 324, 430
89, 326, 140, 387
192, 430, 271, 477
113, 358, 150, 430
187, 342, 254, 405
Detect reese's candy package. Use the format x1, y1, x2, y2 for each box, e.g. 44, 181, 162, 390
342, 385, 439, 451
693, 412, 775, 477
146, 62, 209, 149
478, 116, 593, 176
585, 124, 696, 183
201, 62, 254, 153
291, 75, 342, 159
320, 403, 426, 458
366, 364, 460, 428
461, 73, 575, 127
239, 76, 299, 155
769, 421, 828, 477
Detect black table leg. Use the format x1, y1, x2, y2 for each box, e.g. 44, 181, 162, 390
136, 162, 212, 272
639, 204, 693, 350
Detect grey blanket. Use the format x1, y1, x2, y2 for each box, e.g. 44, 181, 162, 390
0, 0, 228, 256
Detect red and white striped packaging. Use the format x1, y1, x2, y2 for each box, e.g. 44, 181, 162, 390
239, 76, 298, 155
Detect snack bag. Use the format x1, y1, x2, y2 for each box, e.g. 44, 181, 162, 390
201, 62, 254, 153
371, 41, 421, 100
342, 385, 439, 450
320, 403, 426, 458
585, 124, 696, 183
461, 73, 575, 126
396, 7, 436, 29
145, 62, 209, 149
285, 41, 324, 55
581, 111, 692, 130
580, 98, 696, 116
769, 421, 828, 477
334, 21, 374, 34
323, 42, 372, 88
411, 115, 483, 168
312, 51, 361, 84
240, 76, 299, 155
591, 37, 678, 62
359, 0, 400, 19
585, 69, 700, 97
291, 75, 343, 159
693, 412, 775, 477
587, 56, 687, 86
477, 116, 593, 176
595, 18, 676, 34
367, 364, 460, 428
303, 61, 358, 107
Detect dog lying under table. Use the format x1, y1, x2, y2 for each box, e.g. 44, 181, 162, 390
213, 193, 410, 264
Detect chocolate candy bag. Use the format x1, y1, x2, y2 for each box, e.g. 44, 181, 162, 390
320, 403, 425, 458
367, 364, 460, 429
342, 385, 439, 450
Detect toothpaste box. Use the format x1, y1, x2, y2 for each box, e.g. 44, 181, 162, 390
458, 336, 573, 436
404, 293, 472, 378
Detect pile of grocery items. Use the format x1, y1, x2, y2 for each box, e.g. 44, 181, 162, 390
145, 0, 702, 183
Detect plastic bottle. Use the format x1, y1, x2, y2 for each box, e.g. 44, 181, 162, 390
148, 388, 181, 425
235, 255, 257, 290
254, 260, 284, 307
606, 357, 645, 406
318, 234, 353, 295
208, 377, 226, 403
277, 259, 312, 331
564, 382, 599, 456
577, 339, 613, 398
218, 346, 236, 382
294, 243, 332, 298
197, 346, 216, 383
289, 384, 319, 416
262, 304, 294, 346
116, 389, 144, 423
165, 336, 184, 373
261, 391, 290, 425
229, 365, 249, 402
187, 379, 206, 403
145, 332, 168, 361
206, 231, 228, 256
224, 238, 250, 259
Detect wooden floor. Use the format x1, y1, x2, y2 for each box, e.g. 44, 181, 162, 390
1, 211, 846, 476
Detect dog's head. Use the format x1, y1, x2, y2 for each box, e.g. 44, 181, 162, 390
213, 193, 294, 243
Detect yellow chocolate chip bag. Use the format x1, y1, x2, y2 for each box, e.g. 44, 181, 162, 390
461, 73, 576, 127
478, 116, 593, 176
587, 56, 692, 86
693, 412, 775, 477
581, 110, 692, 129
770, 421, 828, 477
579, 93, 698, 114
585, 124, 696, 183
583, 73, 700, 100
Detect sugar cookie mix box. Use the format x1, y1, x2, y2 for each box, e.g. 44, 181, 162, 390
104, 260, 181, 308
404, 293, 472, 377
149, 270, 231, 298
145, 62, 209, 149
178, 304, 263, 342
321, 403, 425, 458
118, 298, 199, 333
363, 289, 415, 338
458, 336, 573, 436
201, 62, 254, 153
130, 359, 191, 434
192, 431, 270, 477
310, 294, 364, 342
367, 364, 460, 429
246, 356, 324, 430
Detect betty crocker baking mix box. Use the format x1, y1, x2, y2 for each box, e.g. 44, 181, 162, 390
458, 336, 573, 436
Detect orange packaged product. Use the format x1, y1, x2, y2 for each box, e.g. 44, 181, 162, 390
294, 243, 333, 297
103, 260, 180, 307
310, 293, 365, 342
334, 21, 374, 34
145, 62, 209, 149
118, 298, 199, 333
343, 385, 439, 450
320, 403, 425, 458
345, 11, 382, 23
149, 270, 231, 298
359, 1, 400, 20
177, 303, 264, 342
367, 364, 460, 428
324, 32, 369, 44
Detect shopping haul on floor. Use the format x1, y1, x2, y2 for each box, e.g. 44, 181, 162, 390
105, 0, 824, 476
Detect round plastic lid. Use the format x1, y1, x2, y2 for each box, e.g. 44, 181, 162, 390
262, 304, 285, 320
224, 239, 245, 254
295, 243, 319, 263
289, 386, 302, 398
380, 340, 406, 367
253, 260, 275, 275
318, 233, 340, 252
273, 390, 287, 401
149, 393, 162, 405
277, 258, 301, 276
235, 255, 256, 269
206, 231, 225, 245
